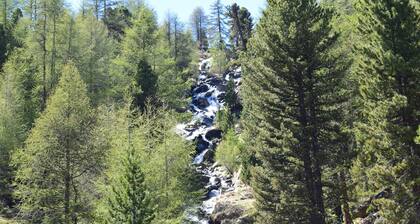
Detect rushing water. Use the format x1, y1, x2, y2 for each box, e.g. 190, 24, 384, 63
176, 56, 241, 223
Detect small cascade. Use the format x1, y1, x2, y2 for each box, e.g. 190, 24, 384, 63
176, 55, 242, 223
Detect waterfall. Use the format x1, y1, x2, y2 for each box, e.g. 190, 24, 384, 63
176, 55, 241, 223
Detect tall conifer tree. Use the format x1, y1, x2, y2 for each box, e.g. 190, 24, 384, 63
351, 0, 420, 222
241, 0, 347, 223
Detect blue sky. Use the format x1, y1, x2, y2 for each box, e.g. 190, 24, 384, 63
66, 0, 266, 23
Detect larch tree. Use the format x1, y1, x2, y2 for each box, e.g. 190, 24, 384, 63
351, 0, 420, 222
13, 63, 105, 223
241, 0, 347, 223
190, 7, 208, 51
209, 0, 226, 49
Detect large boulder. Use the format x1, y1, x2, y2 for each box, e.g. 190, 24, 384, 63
193, 85, 210, 95
196, 135, 210, 153
210, 170, 255, 224
192, 98, 210, 110
206, 129, 223, 141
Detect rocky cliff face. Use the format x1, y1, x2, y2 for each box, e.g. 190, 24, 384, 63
210, 169, 255, 224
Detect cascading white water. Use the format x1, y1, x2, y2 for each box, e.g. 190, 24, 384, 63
176, 55, 241, 223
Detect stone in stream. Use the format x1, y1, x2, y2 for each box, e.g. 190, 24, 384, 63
193, 85, 210, 95
202, 117, 214, 126
206, 77, 223, 86
192, 98, 210, 110
196, 135, 210, 153
205, 129, 223, 141
205, 91, 214, 98
203, 149, 215, 163
217, 93, 226, 102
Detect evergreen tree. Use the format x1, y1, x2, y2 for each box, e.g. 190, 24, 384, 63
241, 0, 347, 223
132, 59, 157, 111
226, 3, 253, 53
13, 63, 105, 223
351, 0, 420, 222
104, 5, 132, 42
107, 141, 155, 224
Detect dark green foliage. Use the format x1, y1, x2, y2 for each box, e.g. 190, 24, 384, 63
241, 0, 347, 223
107, 147, 155, 224
104, 5, 132, 41
351, 0, 420, 222
0, 9, 21, 70
226, 3, 253, 53
225, 78, 239, 113
132, 59, 157, 111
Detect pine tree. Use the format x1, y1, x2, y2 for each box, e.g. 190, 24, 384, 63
351, 0, 420, 222
226, 3, 253, 53
13, 63, 105, 223
241, 0, 347, 223
107, 140, 155, 224
132, 59, 157, 111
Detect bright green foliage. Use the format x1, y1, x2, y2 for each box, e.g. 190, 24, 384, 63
215, 129, 242, 173
351, 0, 420, 222
13, 64, 105, 223
154, 25, 194, 110
216, 108, 234, 133
73, 13, 115, 105
112, 6, 158, 106
95, 106, 199, 223
121, 6, 157, 61
0, 49, 37, 212
209, 47, 228, 75
241, 0, 347, 223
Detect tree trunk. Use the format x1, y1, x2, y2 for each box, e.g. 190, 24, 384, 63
103, 0, 106, 20
41, 1, 47, 111
174, 20, 178, 60
295, 71, 326, 224
50, 12, 57, 90
217, 7, 223, 49
3, 0, 6, 25
232, 5, 246, 51
339, 171, 353, 224
64, 140, 71, 224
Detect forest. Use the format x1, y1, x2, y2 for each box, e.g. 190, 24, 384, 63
0, 0, 419, 223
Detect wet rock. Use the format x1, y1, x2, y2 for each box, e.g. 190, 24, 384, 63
202, 117, 214, 126
192, 98, 210, 110
217, 93, 226, 102
206, 77, 223, 86
193, 85, 210, 95
205, 91, 214, 98
217, 84, 227, 92
196, 135, 210, 152
206, 129, 223, 141
203, 149, 215, 163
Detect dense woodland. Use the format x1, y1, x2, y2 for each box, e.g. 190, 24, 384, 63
0, 0, 419, 223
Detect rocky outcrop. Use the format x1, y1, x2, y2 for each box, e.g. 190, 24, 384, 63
210, 169, 255, 224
